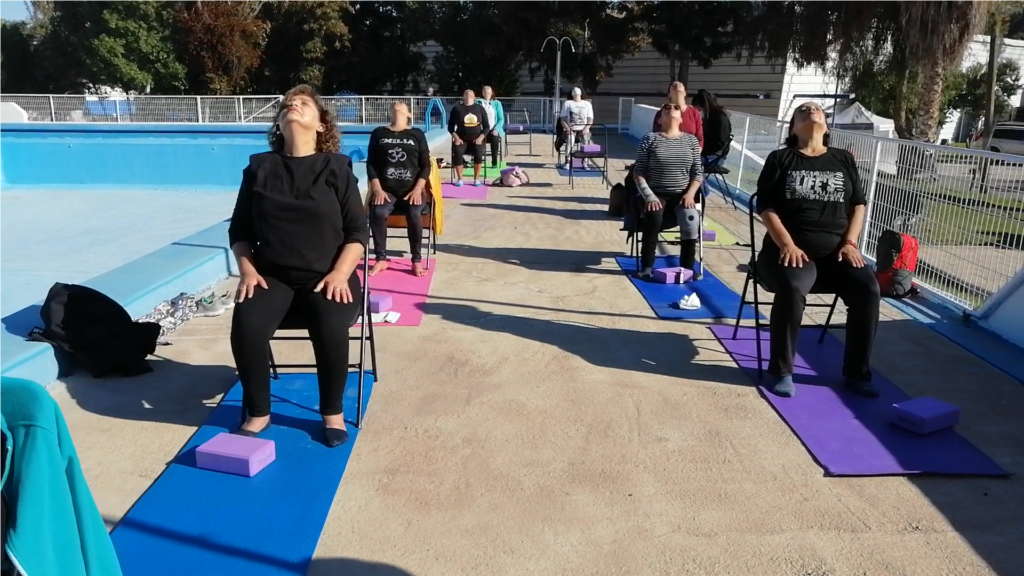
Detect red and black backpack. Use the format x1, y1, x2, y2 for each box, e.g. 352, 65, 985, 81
875, 230, 920, 298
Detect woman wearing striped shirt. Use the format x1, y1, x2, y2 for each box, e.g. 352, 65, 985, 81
633, 103, 704, 278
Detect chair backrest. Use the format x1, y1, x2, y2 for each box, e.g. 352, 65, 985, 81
747, 192, 759, 266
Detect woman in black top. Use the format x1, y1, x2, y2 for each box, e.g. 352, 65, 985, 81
690, 89, 732, 166
228, 84, 369, 447
367, 101, 432, 277
754, 101, 880, 400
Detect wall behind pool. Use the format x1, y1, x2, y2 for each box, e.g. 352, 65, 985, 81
0, 123, 440, 191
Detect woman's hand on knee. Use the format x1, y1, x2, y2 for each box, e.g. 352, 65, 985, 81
646, 198, 663, 212
315, 270, 353, 303
838, 243, 866, 268
778, 243, 809, 268
236, 271, 268, 303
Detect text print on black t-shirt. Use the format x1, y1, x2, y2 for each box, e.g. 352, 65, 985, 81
380, 137, 415, 181
785, 170, 846, 203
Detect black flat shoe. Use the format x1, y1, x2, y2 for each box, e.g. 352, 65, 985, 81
233, 421, 270, 437
844, 378, 880, 398
324, 427, 350, 448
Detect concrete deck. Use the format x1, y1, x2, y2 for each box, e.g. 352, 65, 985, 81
51, 135, 1024, 575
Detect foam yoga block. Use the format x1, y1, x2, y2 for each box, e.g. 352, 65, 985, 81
702, 229, 717, 242
892, 397, 961, 435
581, 144, 602, 153
506, 124, 526, 133
653, 267, 693, 284
369, 293, 393, 313
196, 433, 276, 477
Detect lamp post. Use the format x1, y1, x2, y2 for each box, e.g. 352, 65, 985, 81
542, 35, 575, 130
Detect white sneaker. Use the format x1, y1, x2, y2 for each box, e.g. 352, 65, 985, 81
195, 294, 227, 317
561, 162, 571, 170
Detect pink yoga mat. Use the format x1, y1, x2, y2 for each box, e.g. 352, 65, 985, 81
441, 183, 488, 200
355, 259, 434, 326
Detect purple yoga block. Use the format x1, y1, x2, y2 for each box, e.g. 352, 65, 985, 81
702, 229, 717, 242
196, 433, 276, 477
891, 397, 961, 435
506, 124, 526, 133
581, 143, 602, 153
500, 166, 517, 176
369, 293, 393, 313
652, 267, 693, 284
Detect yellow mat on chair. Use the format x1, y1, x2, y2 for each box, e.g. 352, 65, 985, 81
660, 217, 739, 246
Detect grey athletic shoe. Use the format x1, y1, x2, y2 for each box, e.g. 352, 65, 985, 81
216, 291, 235, 309
195, 295, 227, 317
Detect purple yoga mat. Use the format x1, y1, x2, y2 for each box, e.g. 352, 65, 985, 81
709, 325, 1011, 477
441, 182, 488, 200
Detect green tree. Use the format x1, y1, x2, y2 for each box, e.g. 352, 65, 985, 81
175, 1, 269, 95
948, 60, 1023, 134
640, 1, 752, 84
253, 1, 351, 93
1, 21, 39, 92
326, 1, 428, 94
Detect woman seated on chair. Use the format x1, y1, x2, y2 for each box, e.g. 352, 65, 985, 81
228, 84, 369, 447
367, 101, 432, 277
690, 89, 732, 169
478, 85, 505, 169
754, 101, 880, 399
448, 89, 489, 187
633, 103, 703, 278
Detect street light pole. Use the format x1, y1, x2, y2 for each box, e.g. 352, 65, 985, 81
542, 35, 575, 131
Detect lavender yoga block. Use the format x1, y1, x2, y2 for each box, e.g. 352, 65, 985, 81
196, 433, 276, 477
653, 267, 693, 284
369, 293, 393, 313
702, 229, 717, 242
581, 143, 602, 153
891, 397, 961, 435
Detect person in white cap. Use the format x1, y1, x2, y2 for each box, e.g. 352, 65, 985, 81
559, 87, 594, 170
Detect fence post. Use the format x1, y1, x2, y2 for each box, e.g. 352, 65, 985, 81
735, 116, 750, 190
859, 139, 883, 254
360, 96, 366, 124
196, 96, 203, 123
115, 100, 121, 123
48, 95, 56, 122
236, 97, 243, 123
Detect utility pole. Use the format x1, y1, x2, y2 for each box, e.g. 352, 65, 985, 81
542, 35, 575, 130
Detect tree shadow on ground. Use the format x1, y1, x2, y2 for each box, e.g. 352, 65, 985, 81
437, 244, 622, 275
508, 195, 609, 205
307, 558, 417, 575
422, 302, 748, 385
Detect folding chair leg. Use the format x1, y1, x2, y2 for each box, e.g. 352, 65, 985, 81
368, 307, 379, 380
819, 295, 840, 343
752, 278, 764, 380
356, 256, 370, 429
269, 345, 280, 380
733, 271, 751, 340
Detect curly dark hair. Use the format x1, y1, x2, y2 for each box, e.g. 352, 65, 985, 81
267, 84, 340, 154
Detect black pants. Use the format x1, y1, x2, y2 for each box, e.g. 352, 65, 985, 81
486, 131, 501, 166
639, 194, 699, 270
231, 270, 361, 418
452, 139, 484, 167
756, 244, 881, 380
370, 191, 428, 262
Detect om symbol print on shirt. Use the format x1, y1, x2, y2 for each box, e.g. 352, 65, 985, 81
785, 170, 846, 203
387, 147, 407, 163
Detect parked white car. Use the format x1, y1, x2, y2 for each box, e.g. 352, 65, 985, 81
970, 122, 1024, 155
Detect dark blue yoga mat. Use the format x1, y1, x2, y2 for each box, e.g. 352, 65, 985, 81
111, 371, 375, 576
615, 255, 760, 320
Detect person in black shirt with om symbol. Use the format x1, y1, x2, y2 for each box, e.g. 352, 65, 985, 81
367, 101, 433, 277
754, 102, 881, 400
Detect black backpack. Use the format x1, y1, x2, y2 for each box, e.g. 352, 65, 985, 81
28, 283, 161, 378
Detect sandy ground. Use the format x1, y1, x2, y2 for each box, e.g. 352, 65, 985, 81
52, 134, 1024, 576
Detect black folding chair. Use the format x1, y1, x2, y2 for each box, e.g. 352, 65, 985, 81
701, 137, 737, 210
731, 192, 841, 380
246, 246, 378, 430
504, 109, 533, 157
376, 199, 437, 270
450, 140, 491, 183
569, 123, 611, 189
626, 188, 707, 276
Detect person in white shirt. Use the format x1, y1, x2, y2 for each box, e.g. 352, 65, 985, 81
559, 87, 594, 170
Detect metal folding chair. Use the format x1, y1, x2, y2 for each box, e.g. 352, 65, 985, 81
731, 192, 842, 379
503, 109, 533, 157
568, 123, 611, 189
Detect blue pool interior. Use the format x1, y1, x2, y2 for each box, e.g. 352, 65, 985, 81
0, 122, 448, 384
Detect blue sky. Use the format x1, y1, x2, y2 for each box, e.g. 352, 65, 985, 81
0, 1, 29, 22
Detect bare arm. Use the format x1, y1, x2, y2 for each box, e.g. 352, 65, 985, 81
760, 209, 798, 248
843, 205, 866, 246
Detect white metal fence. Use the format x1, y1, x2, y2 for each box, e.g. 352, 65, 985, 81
0, 94, 556, 129
718, 110, 1024, 310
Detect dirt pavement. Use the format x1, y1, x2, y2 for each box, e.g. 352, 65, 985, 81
51, 134, 1024, 575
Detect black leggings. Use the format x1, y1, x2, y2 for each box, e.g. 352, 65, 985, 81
486, 132, 501, 165
230, 271, 362, 418
639, 194, 699, 270
452, 140, 484, 166
370, 191, 427, 262
756, 244, 880, 379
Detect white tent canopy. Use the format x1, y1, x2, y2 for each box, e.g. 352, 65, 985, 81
827, 101, 896, 137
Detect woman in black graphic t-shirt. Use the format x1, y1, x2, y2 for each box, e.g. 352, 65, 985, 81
367, 101, 433, 277
753, 101, 881, 400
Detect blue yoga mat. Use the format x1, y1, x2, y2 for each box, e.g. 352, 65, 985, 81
615, 255, 760, 320
111, 371, 375, 576
555, 167, 605, 178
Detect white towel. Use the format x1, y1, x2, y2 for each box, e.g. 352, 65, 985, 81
357, 311, 402, 325
677, 293, 701, 311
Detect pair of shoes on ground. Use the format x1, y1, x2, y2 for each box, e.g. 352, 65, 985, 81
234, 420, 349, 448
453, 180, 484, 187
768, 375, 879, 399
561, 161, 593, 171
194, 291, 235, 318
